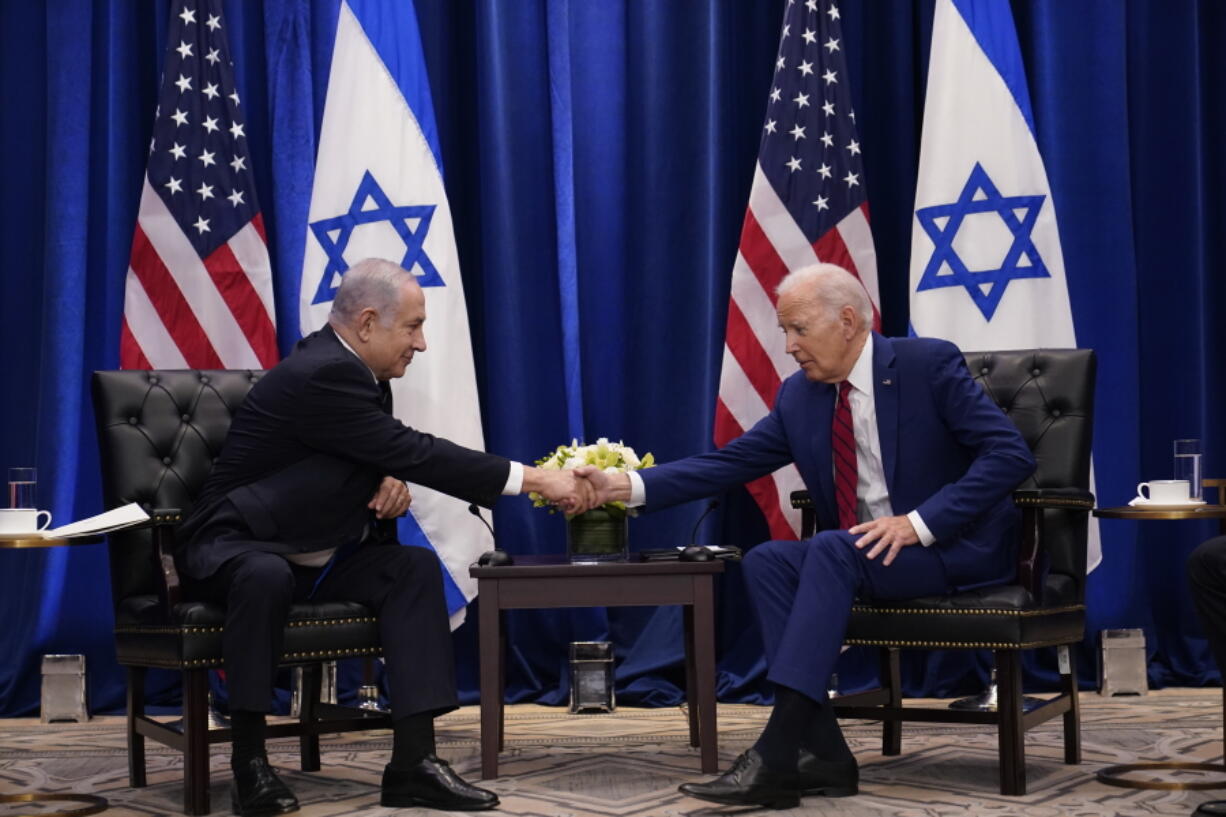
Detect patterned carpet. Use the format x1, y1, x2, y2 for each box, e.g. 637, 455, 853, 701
3, 690, 1226, 816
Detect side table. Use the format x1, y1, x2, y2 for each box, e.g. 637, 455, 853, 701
1, 533, 108, 817
469, 554, 725, 779
1092, 503, 1226, 791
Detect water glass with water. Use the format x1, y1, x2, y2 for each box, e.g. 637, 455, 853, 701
8, 467, 36, 509
1174, 439, 1202, 501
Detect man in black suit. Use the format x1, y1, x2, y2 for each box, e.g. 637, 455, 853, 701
178, 258, 587, 815
1189, 536, 1226, 817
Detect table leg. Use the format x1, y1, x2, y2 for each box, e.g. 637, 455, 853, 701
478, 579, 502, 779
683, 605, 698, 747
693, 576, 718, 773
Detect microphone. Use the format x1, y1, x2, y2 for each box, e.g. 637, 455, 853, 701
470, 504, 512, 566
688, 499, 721, 546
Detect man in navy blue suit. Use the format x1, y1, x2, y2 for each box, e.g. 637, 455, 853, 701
180, 259, 588, 815
579, 263, 1035, 808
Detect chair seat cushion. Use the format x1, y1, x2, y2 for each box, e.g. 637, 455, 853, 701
114, 595, 382, 669
846, 581, 1084, 649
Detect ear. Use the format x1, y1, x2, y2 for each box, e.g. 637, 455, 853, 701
356, 308, 378, 341
839, 305, 858, 338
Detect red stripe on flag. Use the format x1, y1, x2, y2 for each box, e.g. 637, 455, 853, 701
129, 226, 224, 368
203, 239, 278, 367
119, 318, 152, 370
724, 301, 782, 410
739, 210, 789, 304
714, 401, 798, 541
250, 212, 267, 243
713, 397, 743, 449
812, 228, 854, 274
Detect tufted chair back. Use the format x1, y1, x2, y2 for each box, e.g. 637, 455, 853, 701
963, 349, 1095, 604
91, 370, 262, 608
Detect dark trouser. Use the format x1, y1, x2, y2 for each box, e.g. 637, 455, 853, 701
741, 531, 953, 703
1189, 535, 1226, 673
186, 543, 458, 717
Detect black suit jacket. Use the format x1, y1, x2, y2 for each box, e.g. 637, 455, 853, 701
177, 326, 511, 579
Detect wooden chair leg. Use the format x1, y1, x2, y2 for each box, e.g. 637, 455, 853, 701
299, 664, 322, 772
183, 668, 212, 815
1061, 645, 1081, 764
995, 650, 1026, 795
881, 648, 902, 756
683, 605, 699, 747
127, 667, 147, 788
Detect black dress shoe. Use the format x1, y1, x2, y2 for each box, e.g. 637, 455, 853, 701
1195, 801, 1226, 816
230, 757, 299, 817
678, 749, 800, 809
381, 756, 499, 811
797, 749, 858, 796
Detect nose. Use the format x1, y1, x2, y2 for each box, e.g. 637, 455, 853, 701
415, 331, 427, 353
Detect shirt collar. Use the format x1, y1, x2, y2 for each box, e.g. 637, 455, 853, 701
330, 325, 378, 383
845, 332, 874, 395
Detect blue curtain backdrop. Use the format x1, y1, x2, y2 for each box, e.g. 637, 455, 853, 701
1, 0, 1223, 716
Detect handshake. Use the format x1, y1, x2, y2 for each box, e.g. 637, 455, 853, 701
522, 465, 632, 515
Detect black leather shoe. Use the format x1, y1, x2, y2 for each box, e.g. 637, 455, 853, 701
1195, 801, 1226, 816
797, 749, 858, 796
230, 757, 299, 817
381, 756, 499, 811
678, 749, 800, 809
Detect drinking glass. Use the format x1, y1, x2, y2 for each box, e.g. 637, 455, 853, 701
1174, 439, 1202, 501
8, 467, 36, 509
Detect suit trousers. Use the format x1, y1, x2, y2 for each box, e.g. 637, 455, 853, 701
1188, 536, 1226, 673
742, 531, 951, 703
185, 542, 458, 717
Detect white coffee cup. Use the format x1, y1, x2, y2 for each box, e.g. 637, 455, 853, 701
1136, 480, 1191, 504
0, 508, 52, 534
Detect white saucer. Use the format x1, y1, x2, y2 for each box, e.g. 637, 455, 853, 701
1127, 497, 1208, 509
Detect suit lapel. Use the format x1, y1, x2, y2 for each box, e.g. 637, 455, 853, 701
873, 333, 900, 493
810, 378, 838, 520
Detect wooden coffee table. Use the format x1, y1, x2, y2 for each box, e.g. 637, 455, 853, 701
469, 554, 725, 779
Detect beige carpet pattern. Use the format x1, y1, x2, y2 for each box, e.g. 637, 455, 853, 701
3, 690, 1226, 816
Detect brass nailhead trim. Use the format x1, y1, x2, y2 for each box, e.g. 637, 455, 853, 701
851, 604, 1084, 618
118, 617, 378, 636
1014, 496, 1094, 509
846, 638, 1074, 649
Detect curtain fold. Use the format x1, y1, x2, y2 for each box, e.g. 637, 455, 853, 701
1, 0, 1223, 715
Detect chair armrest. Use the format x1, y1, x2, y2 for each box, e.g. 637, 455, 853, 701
149, 508, 185, 615
1012, 488, 1093, 598
1204, 478, 1226, 505
790, 490, 821, 538
1012, 488, 1095, 510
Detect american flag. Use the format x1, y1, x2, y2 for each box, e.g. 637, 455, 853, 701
121, 0, 277, 370
714, 0, 880, 539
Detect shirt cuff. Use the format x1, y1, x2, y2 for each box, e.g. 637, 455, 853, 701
502, 462, 524, 496
907, 510, 936, 547
627, 470, 646, 507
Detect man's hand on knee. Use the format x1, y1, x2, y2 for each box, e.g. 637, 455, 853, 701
850, 515, 919, 566
369, 477, 413, 519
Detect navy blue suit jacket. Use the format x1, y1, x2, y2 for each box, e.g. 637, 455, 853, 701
178, 326, 511, 579
642, 334, 1036, 589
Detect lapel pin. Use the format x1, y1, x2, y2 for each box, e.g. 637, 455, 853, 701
881, 379, 892, 386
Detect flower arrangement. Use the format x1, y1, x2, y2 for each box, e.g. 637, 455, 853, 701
531, 438, 655, 516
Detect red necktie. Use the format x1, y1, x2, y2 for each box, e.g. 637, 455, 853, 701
833, 381, 858, 530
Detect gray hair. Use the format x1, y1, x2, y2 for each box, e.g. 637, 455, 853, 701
328, 258, 417, 327
776, 263, 873, 328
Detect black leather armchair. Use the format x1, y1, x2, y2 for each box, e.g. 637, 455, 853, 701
92, 370, 392, 815
790, 348, 1096, 795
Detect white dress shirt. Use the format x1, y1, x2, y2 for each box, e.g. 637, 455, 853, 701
627, 334, 935, 546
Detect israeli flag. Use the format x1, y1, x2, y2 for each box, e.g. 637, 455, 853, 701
299, 0, 491, 623
908, 0, 1100, 570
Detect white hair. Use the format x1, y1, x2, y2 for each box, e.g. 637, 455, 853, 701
328, 258, 417, 328
776, 263, 873, 328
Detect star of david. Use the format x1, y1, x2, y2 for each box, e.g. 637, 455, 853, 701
914, 162, 1050, 321
309, 170, 443, 305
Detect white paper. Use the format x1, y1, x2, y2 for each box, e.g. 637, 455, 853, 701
44, 503, 150, 538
